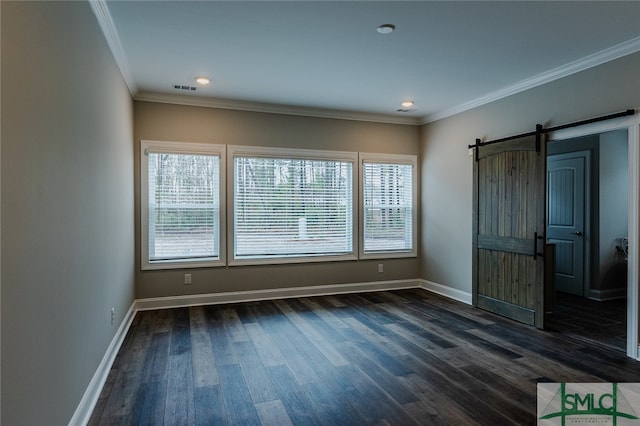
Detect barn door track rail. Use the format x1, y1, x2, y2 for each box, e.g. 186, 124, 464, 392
469, 109, 636, 161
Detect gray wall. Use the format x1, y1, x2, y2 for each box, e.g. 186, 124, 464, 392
1, 2, 135, 424
599, 130, 629, 290
420, 52, 640, 294
135, 101, 421, 299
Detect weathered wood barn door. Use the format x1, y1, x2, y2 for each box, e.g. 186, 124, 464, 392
472, 131, 548, 328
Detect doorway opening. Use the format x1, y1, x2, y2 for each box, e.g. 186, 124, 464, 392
545, 129, 629, 352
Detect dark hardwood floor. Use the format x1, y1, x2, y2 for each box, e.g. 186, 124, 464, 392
545, 292, 626, 352
89, 289, 640, 425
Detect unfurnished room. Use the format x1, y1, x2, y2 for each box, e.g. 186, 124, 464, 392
2, 1, 640, 425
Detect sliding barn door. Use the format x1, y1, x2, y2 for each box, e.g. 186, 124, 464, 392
472, 134, 548, 328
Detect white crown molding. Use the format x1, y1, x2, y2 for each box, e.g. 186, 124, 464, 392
89, 0, 137, 96
422, 36, 640, 124
134, 91, 423, 126
90, 0, 639, 128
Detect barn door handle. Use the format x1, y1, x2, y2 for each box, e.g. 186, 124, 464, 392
533, 232, 544, 260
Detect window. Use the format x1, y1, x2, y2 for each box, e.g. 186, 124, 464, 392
229, 146, 357, 264
360, 153, 417, 258
141, 141, 225, 269
139, 142, 415, 269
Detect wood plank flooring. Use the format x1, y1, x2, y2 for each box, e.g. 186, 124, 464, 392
545, 292, 626, 352
89, 289, 640, 425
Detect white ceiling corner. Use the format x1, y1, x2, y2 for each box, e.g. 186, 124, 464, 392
423, 35, 640, 124
134, 91, 424, 126
89, 0, 137, 96
94, 1, 640, 125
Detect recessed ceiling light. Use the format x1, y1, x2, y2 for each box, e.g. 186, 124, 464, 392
377, 24, 395, 34
195, 76, 211, 85
401, 100, 414, 108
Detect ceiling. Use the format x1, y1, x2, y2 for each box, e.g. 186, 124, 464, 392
98, 1, 640, 125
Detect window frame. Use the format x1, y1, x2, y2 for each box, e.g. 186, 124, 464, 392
359, 152, 418, 259
228, 145, 359, 266
140, 140, 226, 270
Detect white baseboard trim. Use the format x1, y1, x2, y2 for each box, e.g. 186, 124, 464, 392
69, 301, 137, 426
588, 287, 626, 301
418, 279, 473, 305
135, 279, 421, 311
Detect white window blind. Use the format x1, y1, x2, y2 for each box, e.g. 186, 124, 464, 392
233, 156, 353, 260
147, 151, 220, 262
362, 161, 413, 253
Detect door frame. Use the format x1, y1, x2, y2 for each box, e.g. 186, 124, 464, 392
547, 150, 591, 297
548, 112, 639, 360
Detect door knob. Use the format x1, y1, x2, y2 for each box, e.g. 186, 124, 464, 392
573, 231, 583, 236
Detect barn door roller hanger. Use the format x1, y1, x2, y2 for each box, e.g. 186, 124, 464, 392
468, 109, 636, 161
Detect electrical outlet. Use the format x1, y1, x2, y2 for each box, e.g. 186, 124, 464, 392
378, 263, 384, 273
184, 273, 192, 285
110, 307, 115, 325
